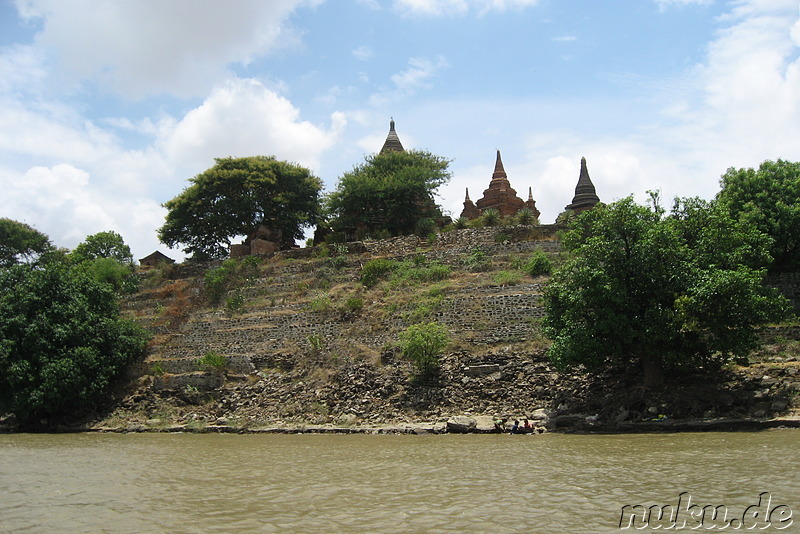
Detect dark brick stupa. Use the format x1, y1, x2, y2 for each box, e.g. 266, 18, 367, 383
379, 118, 405, 155
565, 157, 600, 213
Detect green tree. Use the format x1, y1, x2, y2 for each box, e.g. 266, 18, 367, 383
70, 231, 137, 293
0, 218, 53, 268
543, 196, 788, 389
70, 231, 133, 265
326, 150, 451, 239
0, 263, 149, 427
716, 159, 800, 272
398, 322, 450, 379
159, 156, 323, 259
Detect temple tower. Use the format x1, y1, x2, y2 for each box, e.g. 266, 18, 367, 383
565, 157, 600, 214
379, 118, 405, 155
461, 150, 537, 220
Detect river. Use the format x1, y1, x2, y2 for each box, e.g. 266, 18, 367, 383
1, 430, 797, 533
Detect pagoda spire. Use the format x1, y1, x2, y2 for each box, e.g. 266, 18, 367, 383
565, 156, 600, 213
379, 117, 405, 154
492, 149, 507, 179
465, 187, 471, 202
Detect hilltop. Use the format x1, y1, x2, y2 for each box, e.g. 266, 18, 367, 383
97, 227, 800, 434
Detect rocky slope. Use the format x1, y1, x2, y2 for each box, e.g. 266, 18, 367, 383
98, 231, 800, 434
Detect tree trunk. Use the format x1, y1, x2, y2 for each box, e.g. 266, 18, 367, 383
641, 353, 665, 390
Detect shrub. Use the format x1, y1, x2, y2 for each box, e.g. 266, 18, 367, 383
415, 218, 437, 238
462, 246, 492, 272
204, 259, 238, 305
453, 217, 470, 229
524, 249, 552, 277
226, 290, 245, 314
481, 208, 501, 227
494, 270, 522, 285
344, 296, 364, 313
309, 292, 332, 313
392, 261, 451, 285
515, 208, 539, 226
361, 258, 398, 288
398, 322, 450, 379
198, 351, 228, 373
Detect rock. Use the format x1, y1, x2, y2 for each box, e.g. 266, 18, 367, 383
717, 392, 734, 407
463, 364, 501, 376
753, 410, 767, 418
771, 398, 789, 412
446, 416, 477, 433
528, 408, 550, 423
473, 416, 497, 433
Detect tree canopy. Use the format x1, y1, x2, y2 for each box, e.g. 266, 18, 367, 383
159, 156, 323, 259
70, 230, 133, 265
542, 196, 789, 389
0, 262, 148, 427
0, 218, 53, 268
716, 159, 800, 273
325, 150, 451, 239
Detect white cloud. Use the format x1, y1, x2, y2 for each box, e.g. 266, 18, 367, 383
353, 45, 375, 61
0, 163, 168, 257
653, 0, 712, 11
159, 78, 346, 175
552, 35, 576, 42
13, 0, 318, 98
393, 0, 539, 16
391, 56, 448, 92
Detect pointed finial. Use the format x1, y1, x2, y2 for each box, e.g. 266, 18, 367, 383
528, 187, 533, 201
465, 187, 471, 201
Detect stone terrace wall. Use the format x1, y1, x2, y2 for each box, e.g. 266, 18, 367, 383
126, 231, 557, 378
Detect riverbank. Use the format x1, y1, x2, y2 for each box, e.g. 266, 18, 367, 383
3, 340, 795, 434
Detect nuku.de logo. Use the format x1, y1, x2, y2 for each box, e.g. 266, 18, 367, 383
619, 492, 793, 530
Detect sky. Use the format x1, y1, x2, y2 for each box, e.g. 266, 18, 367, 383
1, 0, 799, 261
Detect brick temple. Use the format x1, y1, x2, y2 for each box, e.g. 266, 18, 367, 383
460, 149, 540, 220
378, 118, 600, 223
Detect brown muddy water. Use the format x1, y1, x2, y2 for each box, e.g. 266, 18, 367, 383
1, 431, 798, 533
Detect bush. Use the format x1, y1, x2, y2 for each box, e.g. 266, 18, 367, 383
415, 218, 437, 238
524, 250, 552, 277
392, 261, 451, 285
360, 258, 398, 288
494, 270, 522, 285
0, 263, 149, 426
309, 292, 332, 313
462, 246, 492, 272
481, 208, 501, 227
225, 290, 245, 314
344, 296, 364, 313
453, 217, 470, 229
515, 208, 539, 226
204, 259, 238, 305
398, 322, 450, 378
198, 351, 228, 373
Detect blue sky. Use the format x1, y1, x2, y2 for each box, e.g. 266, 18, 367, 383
1, 0, 799, 260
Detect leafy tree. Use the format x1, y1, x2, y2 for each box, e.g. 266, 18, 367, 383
716, 159, 800, 272
0, 263, 149, 427
398, 322, 450, 379
70, 231, 137, 293
326, 150, 451, 239
543, 196, 788, 389
70, 231, 133, 265
159, 156, 323, 259
0, 218, 53, 268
